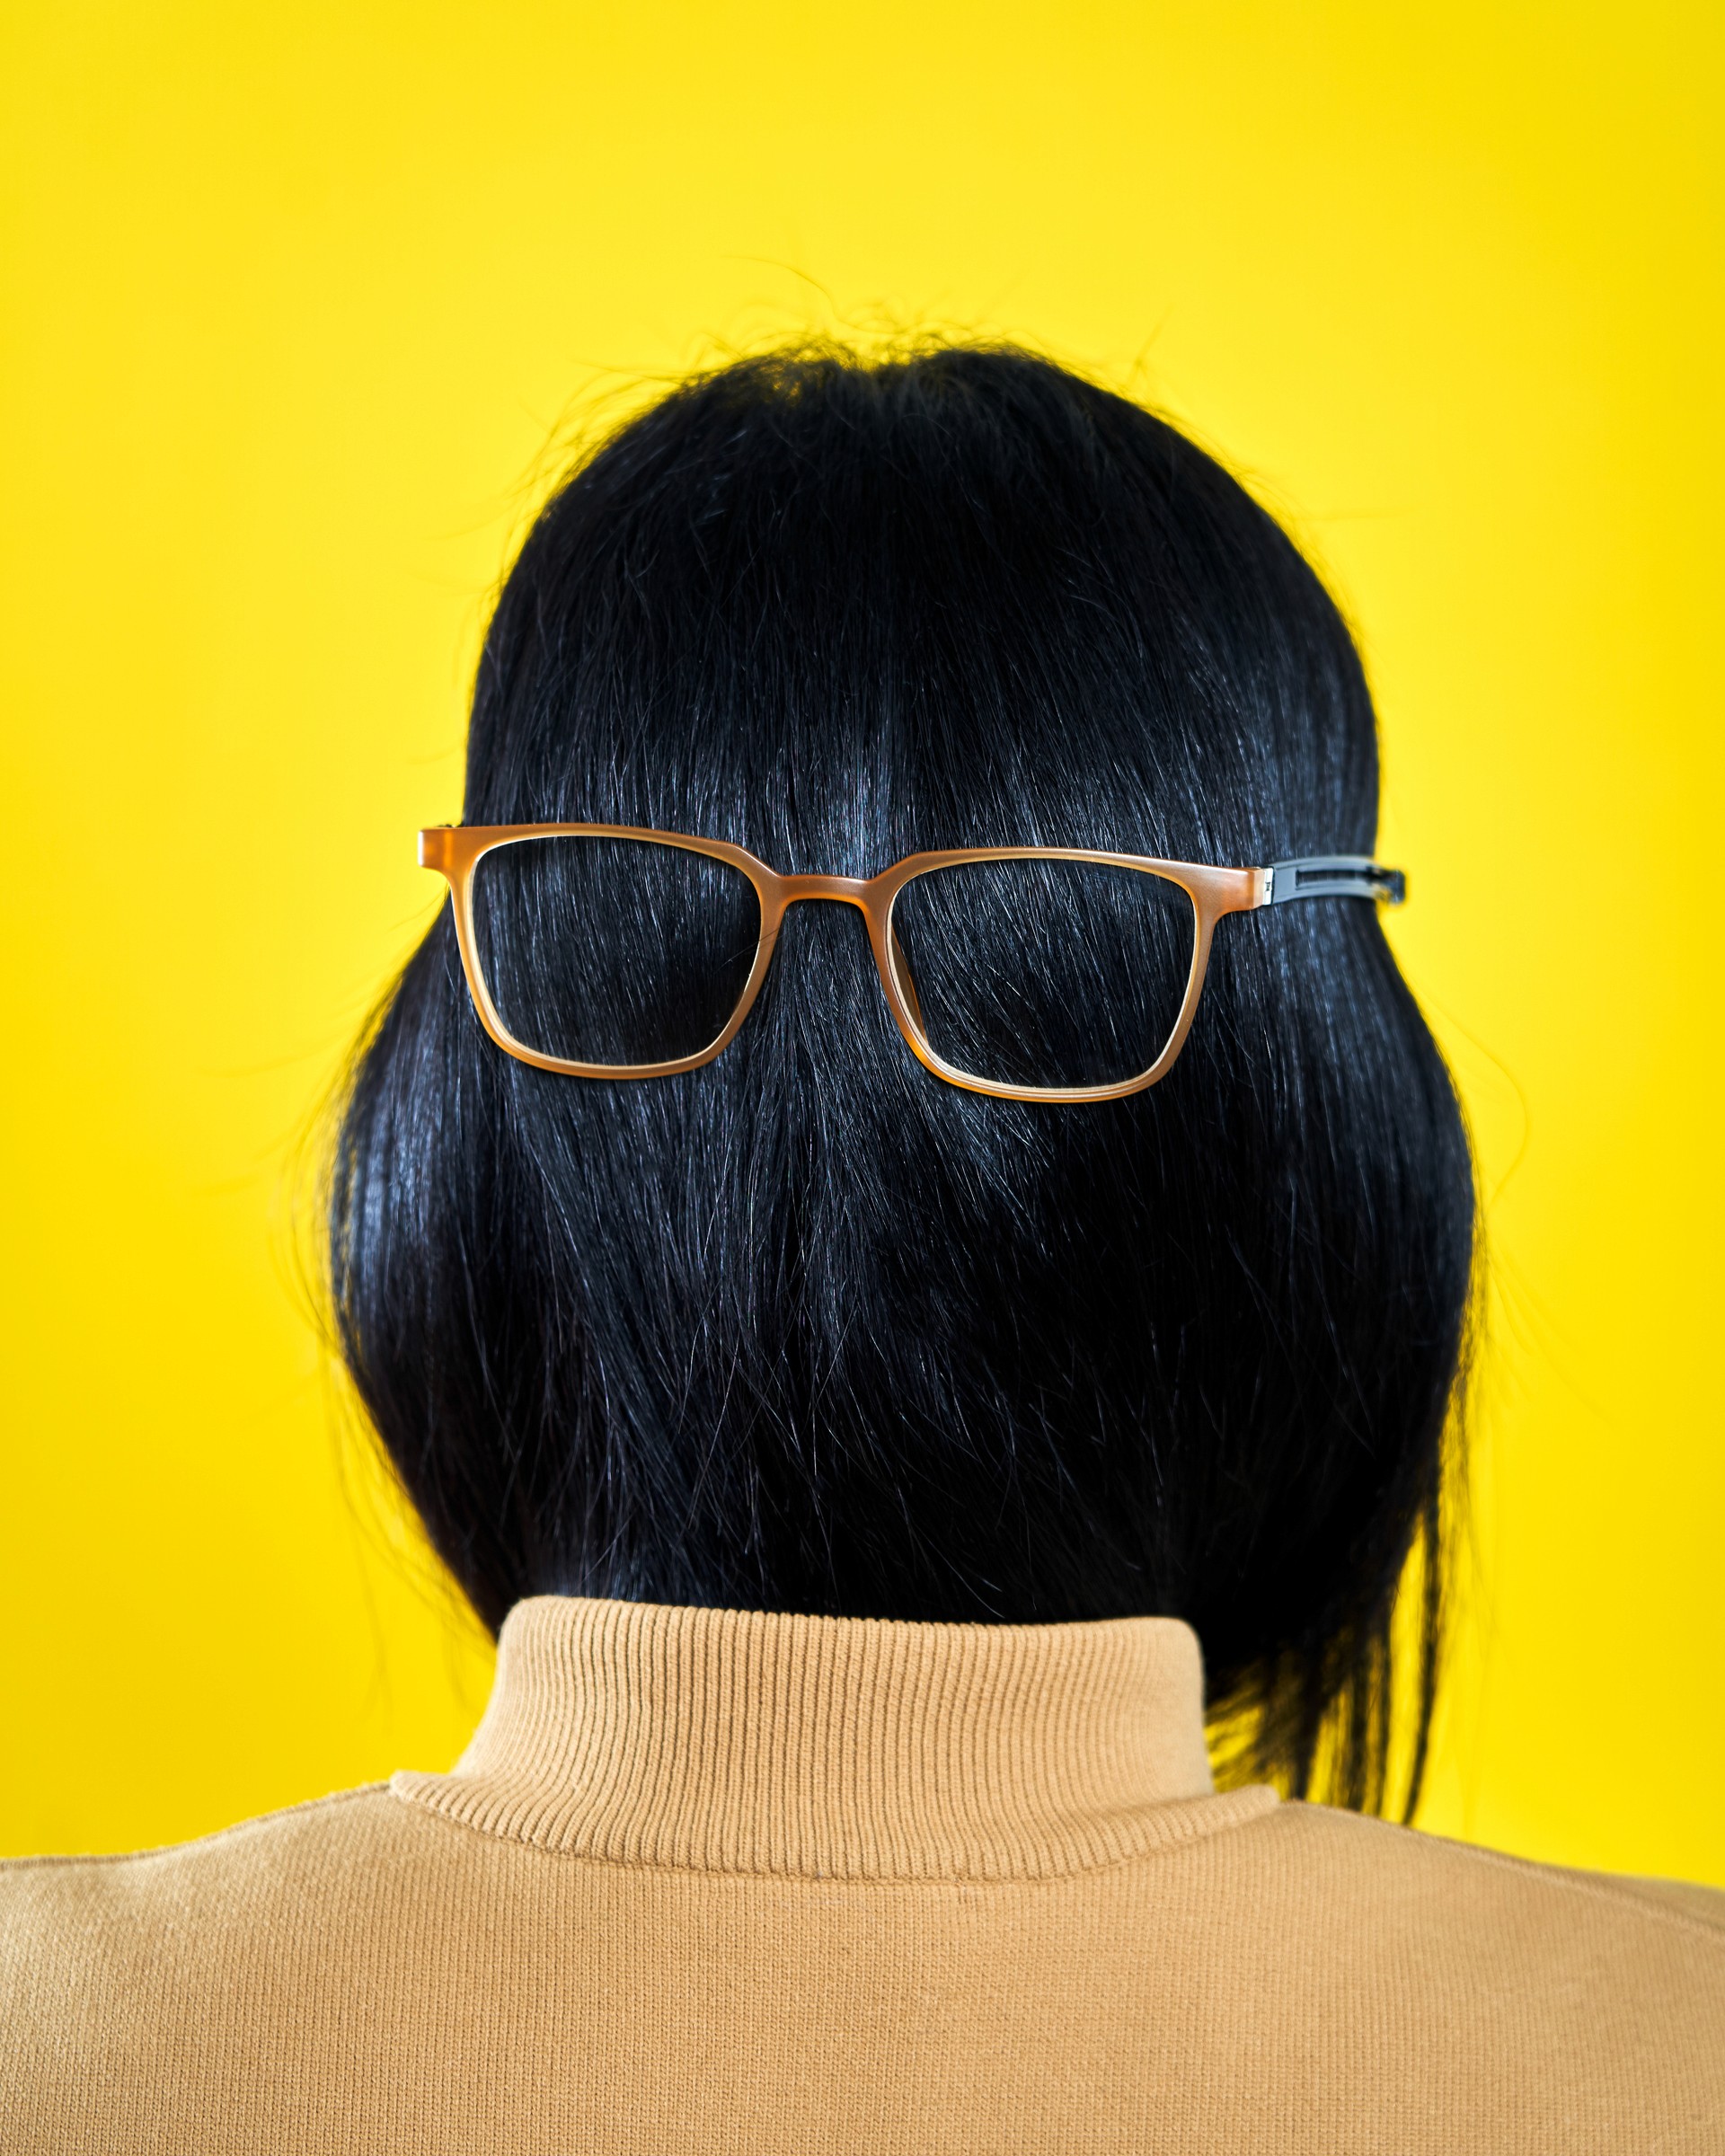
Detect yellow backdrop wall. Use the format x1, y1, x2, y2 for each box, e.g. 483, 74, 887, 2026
2, 1, 1720, 1881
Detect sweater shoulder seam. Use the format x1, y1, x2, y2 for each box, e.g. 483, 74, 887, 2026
1289, 1804, 1725, 1951
0, 1783, 394, 1875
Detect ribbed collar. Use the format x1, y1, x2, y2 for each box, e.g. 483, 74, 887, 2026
392, 1595, 1278, 1880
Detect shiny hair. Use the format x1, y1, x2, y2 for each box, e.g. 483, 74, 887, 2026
331, 344, 1475, 1814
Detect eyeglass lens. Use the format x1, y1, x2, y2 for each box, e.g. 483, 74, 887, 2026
472, 835, 761, 1065
890, 859, 1194, 1089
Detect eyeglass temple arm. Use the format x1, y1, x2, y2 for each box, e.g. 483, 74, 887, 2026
1261, 856, 1406, 906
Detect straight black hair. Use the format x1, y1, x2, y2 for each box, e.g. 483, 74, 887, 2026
331, 343, 1475, 1815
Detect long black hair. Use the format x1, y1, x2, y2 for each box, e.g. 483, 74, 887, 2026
331, 344, 1475, 1814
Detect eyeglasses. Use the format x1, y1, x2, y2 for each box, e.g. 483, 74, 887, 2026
420, 824, 1406, 1104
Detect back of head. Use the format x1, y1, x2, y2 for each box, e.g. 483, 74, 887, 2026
332, 344, 1474, 1810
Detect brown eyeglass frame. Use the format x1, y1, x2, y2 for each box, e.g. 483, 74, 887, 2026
420, 823, 1405, 1105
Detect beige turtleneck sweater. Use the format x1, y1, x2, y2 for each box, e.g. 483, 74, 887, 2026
2, 1596, 1721, 2152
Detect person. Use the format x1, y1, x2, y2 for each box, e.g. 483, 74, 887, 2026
3, 344, 1718, 2152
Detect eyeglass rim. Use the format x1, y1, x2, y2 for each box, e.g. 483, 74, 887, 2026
418, 822, 1403, 1104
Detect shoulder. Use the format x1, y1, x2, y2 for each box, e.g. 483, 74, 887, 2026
0, 1783, 521, 2150
2, 1782, 406, 1894
1212, 1798, 1725, 2033
0, 1784, 447, 1997
1259, 1798, 1725, 1940
1127, 1799, 1725, 2134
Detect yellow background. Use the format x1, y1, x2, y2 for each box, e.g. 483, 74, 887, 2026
2, 3, 1720, 1881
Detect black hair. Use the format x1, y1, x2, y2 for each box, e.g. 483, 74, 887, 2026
331, 343, 1474, 1815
